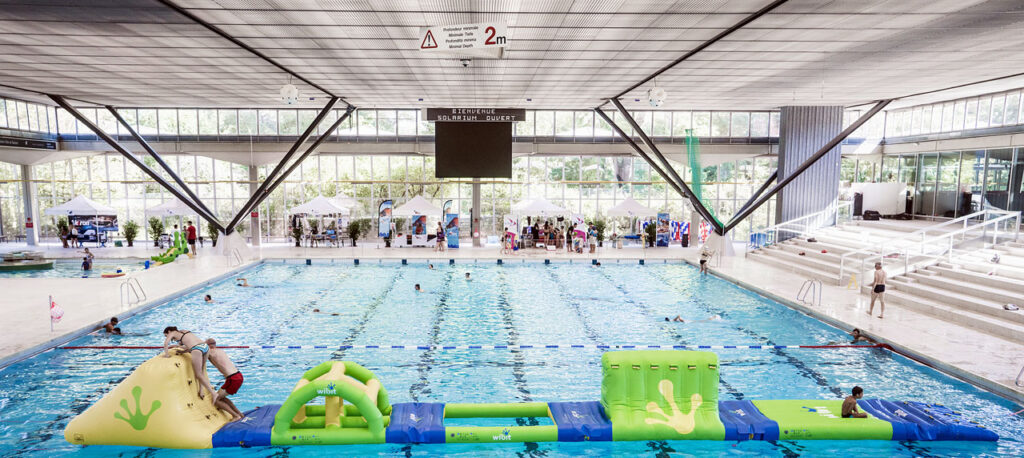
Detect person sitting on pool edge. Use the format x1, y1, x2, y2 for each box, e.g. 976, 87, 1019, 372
162, 326, 219, 403
842, 386, 868, 418
205, 338, 245, 421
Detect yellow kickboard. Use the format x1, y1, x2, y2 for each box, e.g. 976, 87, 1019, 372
64, 353, 230, 449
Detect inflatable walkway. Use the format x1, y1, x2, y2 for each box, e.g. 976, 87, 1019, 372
151, 231, 187, 264
65, 351, 998, 449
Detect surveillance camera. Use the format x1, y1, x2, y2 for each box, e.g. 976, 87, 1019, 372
460, 59, 471, 68
647, 87, 667, 107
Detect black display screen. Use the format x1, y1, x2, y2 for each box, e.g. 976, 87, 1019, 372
434, 121, 512, 178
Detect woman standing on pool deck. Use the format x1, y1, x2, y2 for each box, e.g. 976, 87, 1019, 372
162, 326, 219, 403
435, 222, 446, 252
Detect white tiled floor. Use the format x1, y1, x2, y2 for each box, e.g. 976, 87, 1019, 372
3, 238, 1023, 404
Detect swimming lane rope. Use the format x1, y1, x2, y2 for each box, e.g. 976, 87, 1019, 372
57, 343, 891, 351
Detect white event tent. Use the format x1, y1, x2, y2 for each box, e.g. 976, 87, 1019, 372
44, 195, 116, 216
606, 197, 658, 217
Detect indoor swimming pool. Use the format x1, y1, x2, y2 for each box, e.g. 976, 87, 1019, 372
1, 261, 1021, 456
0, 259, 146, 278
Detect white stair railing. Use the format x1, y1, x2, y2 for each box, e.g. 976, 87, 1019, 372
227, 248, 244, 267
747, 200, 853, 254
838, 209, 1021, 286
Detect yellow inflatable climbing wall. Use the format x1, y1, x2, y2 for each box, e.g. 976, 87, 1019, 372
64, 353, 230, 449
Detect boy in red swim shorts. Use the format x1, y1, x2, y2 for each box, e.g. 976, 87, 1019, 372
206, 338, 245, 421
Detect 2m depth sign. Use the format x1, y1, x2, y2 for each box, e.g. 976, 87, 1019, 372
420, 22, 507, 58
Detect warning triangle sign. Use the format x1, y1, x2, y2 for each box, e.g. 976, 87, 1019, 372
421, 30, 438, 49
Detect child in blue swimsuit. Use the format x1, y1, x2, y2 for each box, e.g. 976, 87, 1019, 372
162, 326, 218, 402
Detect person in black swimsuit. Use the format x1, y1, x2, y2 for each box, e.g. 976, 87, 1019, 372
868, 262, 886, 319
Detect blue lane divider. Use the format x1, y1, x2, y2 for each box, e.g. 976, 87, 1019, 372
59, 344, 887, 351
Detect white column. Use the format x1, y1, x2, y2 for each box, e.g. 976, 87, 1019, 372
21, 164, 39, 246
472, 178, 482, 247
249, 165, 261, 246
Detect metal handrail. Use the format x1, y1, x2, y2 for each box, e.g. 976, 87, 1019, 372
747, 200, 853, 254
797, 279, 822, 306
120, 277, 147, 308
1016, 365, 1024, 387
228, 248, 244, 267
839, 209, 1021, 286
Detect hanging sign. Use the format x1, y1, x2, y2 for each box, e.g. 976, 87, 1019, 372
426, 108, 525, 122
419, 22, 507, 57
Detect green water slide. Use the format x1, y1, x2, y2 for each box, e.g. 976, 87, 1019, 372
601, 350, 725, 441
151, 231, 187, 264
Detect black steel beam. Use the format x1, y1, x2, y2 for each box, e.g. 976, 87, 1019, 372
156, 0, 338, 100
734, 169, 778, 217
724, 99, 892, 233
49, 94, 225, 233
227, 106, 356, 233
225, 97, 341, 233
595, 108, 689, 200
608, 99, 724, 234
606, 0, 789, 106
105, 106, 220, 224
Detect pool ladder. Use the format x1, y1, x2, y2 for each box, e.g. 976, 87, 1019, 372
227, 248, 244, 267
797, 279, 822, 307
120, 277, 147, 308
1016, 365, 1024, 387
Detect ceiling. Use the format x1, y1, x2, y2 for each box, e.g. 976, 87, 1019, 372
1, 0, 1023, 110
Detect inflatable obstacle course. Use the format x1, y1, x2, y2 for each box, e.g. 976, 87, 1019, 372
151, 231, 187, 264
66, 350, 998, 449
64, 354, 230, 448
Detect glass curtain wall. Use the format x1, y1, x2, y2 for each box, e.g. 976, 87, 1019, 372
0, 161, 24, 238
849, 148, 1024, 218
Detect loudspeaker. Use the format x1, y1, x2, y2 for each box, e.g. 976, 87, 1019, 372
853, 192, 864, 216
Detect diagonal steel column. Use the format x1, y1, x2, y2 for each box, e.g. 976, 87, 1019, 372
608, 99, 724, 234
106, 105, 219, 224
724, 100, 892, 233
49, 95, 225, 233
734, 169, 777, 217
224, 97, 340, 233
226, 105, 355, 234
595, 108, 689, 200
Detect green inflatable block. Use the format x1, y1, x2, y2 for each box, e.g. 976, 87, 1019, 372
752, 400, 893, 440
601, 350, 725, 441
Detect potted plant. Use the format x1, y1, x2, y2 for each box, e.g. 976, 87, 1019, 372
123, 220, 139, 247
207, 224, 220, 247
292, 227, 303, 247
148, 217, 164, 247
56, 217, 70, 248
347, 218, 369, 247
644, 220, 657, 247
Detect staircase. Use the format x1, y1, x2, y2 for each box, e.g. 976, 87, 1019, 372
748, 210, 1024, 343
886, 243, 1024, 343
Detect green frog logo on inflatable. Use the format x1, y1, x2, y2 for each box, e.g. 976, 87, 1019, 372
644, 380, 701, 435
113, 386, 162, 431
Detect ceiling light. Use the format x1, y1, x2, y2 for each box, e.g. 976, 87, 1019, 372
648, 86, 667, 107
280, 84, 299, 105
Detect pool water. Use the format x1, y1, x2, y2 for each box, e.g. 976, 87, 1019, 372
0, 259, 147, 278
1, 261, 1021, 457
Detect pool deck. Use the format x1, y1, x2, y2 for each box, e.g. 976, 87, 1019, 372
2, 240, 1022, 406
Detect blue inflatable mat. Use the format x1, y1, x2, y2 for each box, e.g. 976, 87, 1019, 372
548, 401, 612, 441
212, 405, 280, 447
859, 399, 998, 441
386, 402, 446, 444
719, 400, 780, 441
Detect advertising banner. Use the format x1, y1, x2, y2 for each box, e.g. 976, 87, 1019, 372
445, 213, 460, 248
442, 199, 453, 217
378, 200, 392, 238
656, 212, 670, 247
71, 214, 118, 243
411, 215, 429, 246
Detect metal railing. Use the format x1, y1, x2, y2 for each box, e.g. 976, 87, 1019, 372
797, 279, 823, 306
120, 277, 147, 308
228, 248, 244, 267
1016, 364, 1024, 387
838, 209, 1021, 286
747, 200, 853, 254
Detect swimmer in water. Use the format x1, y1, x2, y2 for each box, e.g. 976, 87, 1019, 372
235, 278, 251, 287
415, 283, 424, 293
204, 294, 214, 303
429, 264, 434, 270
102, 317, 120, 333
666, 316, 686, 322
465, 272, 471, 280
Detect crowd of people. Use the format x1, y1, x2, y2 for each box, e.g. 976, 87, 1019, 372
500, 220, 604, 255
